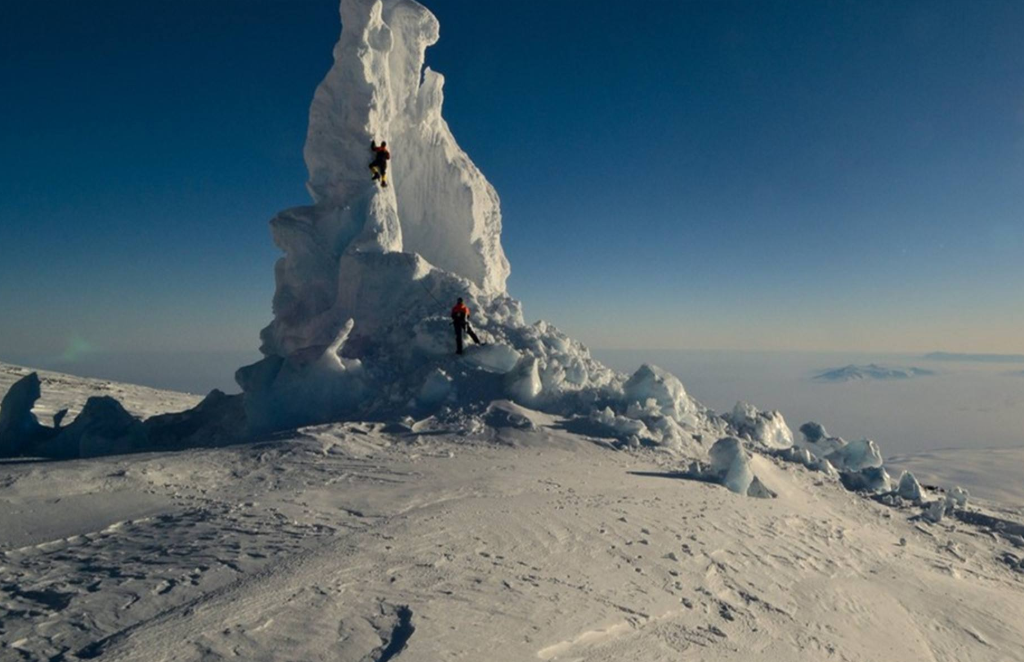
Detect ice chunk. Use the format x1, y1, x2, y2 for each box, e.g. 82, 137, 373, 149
799, 421, 828, 443
923, 499, 946, 523
772, 445, 838, 478
946, 486, 969, 510
728, 401, 793, 449
505, 356, 542, 405
922, 486, 969, 523
463, 343, 521, 374
709, 437, 755, 495
825, 438, 883, 472
623, 364, 697, 422
238, 320, 367, 434
797, 421, 847, 456
839, 466, 892, 494
746, 476, 777, 499
592, 407, 650, 439
0, 372, 48, 456
35, 397, 147, 460
707, 437, 775, 497
812, 457, 839, 478
896, 471, 926, 501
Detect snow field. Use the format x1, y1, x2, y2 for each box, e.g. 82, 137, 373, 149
2, 414, 1023, 661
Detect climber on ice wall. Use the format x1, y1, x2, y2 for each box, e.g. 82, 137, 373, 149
451, 297, 482, 355
369, 140, 390, 187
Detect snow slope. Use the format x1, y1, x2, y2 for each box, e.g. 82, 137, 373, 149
2, 373, 1023, 661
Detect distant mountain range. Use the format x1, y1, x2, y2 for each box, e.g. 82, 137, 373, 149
814, 364, 935, 382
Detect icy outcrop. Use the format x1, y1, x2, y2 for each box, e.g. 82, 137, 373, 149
504, 356, 542, 406
144, 390, 246, 450
840, 466, 892, 494
690, 437, 776, 498
304, 0, 509, 293
923, 486, 971, 523
35, 397, 147, 460
464, 344, 521, 374
239, 320, 368, 433
0, 370, 245, 459
947, 486, 970, 509
797, 421, 847, 457
825, 438, 884, 472
710, 438, 755, 494
726, 401, 793, 449
256, 0, 510, 366
231, 0, 724, 442
0, 373, 50, 456
623, 365, 698, 424
773, 445, 839, 478
896, 471, 926, 502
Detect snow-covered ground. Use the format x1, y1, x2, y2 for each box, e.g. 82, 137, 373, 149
2, 371, 1023, 661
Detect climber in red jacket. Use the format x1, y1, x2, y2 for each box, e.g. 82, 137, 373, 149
451, 298, 482, 355
369, 140, 390, 187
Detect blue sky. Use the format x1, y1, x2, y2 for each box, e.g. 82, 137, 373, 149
2, 0, 1023, 363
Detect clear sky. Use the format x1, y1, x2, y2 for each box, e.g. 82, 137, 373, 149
2, 0, 1023, 364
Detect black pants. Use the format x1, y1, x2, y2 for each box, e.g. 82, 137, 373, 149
454, 323, 481, 354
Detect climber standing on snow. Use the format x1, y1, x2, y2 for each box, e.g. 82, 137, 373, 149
451, 297, 481, 355
369, 139, 390, 187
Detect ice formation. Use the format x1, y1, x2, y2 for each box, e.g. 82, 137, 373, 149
896, 471, 926, 502
232, 0, 727, 446
0, 372, 46, 455
700, 437, 776, 498
824, 438, 884, 472
724, 401, 793, 449
0, 372, 245, 460
797, 421, 847, 457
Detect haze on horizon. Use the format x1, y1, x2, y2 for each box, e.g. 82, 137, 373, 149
2, 0, 1023, 365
